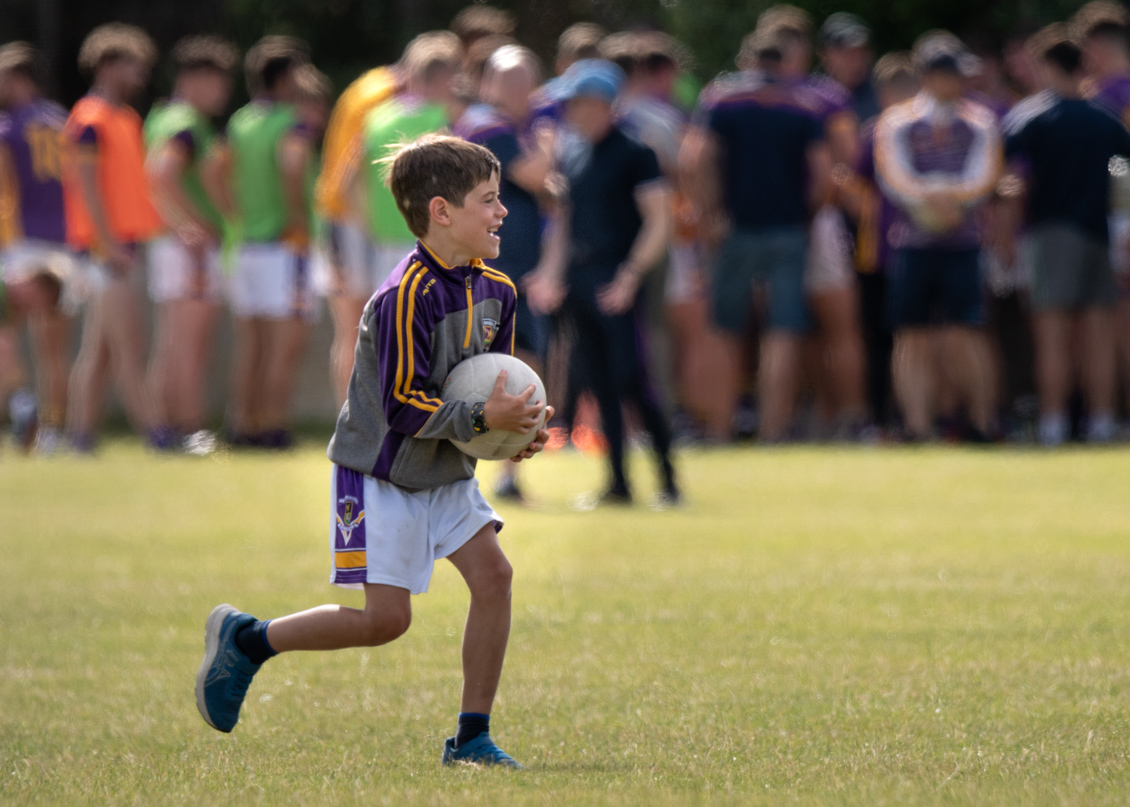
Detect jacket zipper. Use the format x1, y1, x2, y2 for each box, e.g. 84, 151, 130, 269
464, 274, 474, 349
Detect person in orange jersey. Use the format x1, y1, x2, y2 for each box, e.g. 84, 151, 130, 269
62, 24, 167, 451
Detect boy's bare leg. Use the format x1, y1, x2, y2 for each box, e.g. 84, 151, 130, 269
446, 524, 513, 715
265, 583, 411, 651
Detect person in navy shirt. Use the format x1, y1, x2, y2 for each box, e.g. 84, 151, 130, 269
455, 44, 555, 501
528, 59, 678, 507
1004, 25, 1130, 445
680, 31, 832, 442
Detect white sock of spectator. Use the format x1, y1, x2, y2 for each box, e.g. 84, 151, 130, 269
1085, 412, 1117, 444
1038, 412, 1069, 447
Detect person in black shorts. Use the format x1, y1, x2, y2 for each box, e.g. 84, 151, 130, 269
528, 59, 678, 507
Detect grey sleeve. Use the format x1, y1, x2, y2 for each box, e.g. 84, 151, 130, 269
414, 400, 477, 443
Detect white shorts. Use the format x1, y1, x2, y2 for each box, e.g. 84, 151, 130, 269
804, 206, 855, 293
147, 236, 222, 303
1, 239, 84, 312
666, 242, 704, 303
313, 222, 396, 299
230, 242, 316, 320
328, 465, 503, 594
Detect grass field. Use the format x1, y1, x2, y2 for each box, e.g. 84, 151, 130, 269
2, 441, 1129, 805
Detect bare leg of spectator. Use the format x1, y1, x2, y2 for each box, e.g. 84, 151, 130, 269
1033, 311, 1072, 445
1079, 306, 1117, 442
262, 317, 312, 435
100, 277, 157, 435
171, 298, 219, 434
893, 329, 933, 439
759, 332, 800, 442
28, 309, 72, 436
147, 302, 175, 431
229, 317, 265, 437
941, 326, 994, 436
810, 286, 868, 432
1116, 296, 1130, 421
328, 295, 366, 409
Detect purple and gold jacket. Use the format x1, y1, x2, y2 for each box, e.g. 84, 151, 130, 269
327, 241, 517, 490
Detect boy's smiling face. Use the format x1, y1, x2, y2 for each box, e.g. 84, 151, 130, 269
444, 170, 508, 262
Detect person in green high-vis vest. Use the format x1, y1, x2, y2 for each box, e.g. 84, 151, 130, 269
218, 36, 318, 449
144, 35, 238, 456
360, 33, 462, 285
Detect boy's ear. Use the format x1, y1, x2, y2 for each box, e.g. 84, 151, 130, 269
428, 196, 452, 228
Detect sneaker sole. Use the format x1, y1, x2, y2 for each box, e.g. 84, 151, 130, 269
195, 603, 237, 732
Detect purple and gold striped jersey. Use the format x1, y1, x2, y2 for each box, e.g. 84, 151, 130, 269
874, 92, 1002, 250
327, 241, 517, 491
0, 98, 67, 246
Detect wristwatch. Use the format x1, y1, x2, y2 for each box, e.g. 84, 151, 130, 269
471, 401, 489, 435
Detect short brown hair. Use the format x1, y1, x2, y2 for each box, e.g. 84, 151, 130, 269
172, 35, 239, 74
450, 5, 515, 45
400, 31, 463, 85
872, 51, 916, 87
0, 42, 42, 84
1029, 23, 1084, 74
384, 134, 500, 239
557, 23, 607, 66
1071, 1, 1129, 41
78, 23, 157, 75
757, 5, 813, 40
245, 35, 309, 96
295, 63, 333, 103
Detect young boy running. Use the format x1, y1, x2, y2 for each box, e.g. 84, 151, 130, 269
196, 134, 551, 768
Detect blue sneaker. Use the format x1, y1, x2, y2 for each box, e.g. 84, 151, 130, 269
442, 733, 522, 768
195, 604, 261, 733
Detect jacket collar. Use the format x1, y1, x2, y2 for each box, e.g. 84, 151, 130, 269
417, 240, 486, 282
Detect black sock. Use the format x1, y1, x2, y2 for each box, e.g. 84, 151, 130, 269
454, 712, 490, 748
234, 620, 277, 665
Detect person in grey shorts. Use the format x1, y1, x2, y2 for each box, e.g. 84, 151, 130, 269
1004, 25, 1130, 445
680, 39, 831, 441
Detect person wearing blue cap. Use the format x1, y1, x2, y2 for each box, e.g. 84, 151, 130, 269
528, 58, 679, 508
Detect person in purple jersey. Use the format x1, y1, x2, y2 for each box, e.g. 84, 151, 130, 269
874, 32, 1002, 442
0, 42, 76, 454
455, 44, 555, 503
757, 6, 868, 437
195, 136, 551, 767
1075, 0, 1130, 430
0, 270, 64, 449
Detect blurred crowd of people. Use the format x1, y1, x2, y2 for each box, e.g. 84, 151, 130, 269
4, 2, 1130, 481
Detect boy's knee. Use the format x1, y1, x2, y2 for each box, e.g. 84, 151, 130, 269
471, 557, 513, 602
359, 606, 412, 646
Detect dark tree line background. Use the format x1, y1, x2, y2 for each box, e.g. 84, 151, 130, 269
0, 0, 1108, 113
